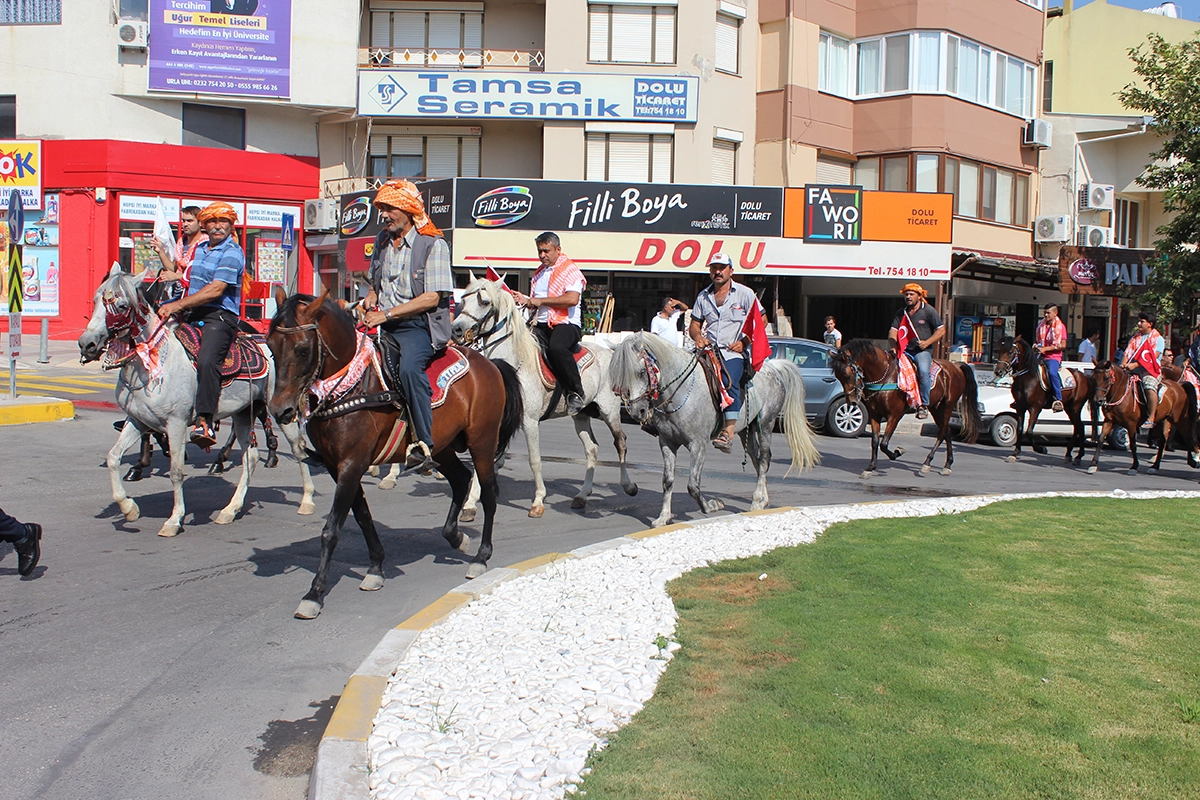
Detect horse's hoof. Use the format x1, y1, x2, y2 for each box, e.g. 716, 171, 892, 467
379, 477, 397, 490
368, 466, 380, 478
360, 573, 384, 592
465, 562, 487, 579
157, 523, 180, 538
456, 534, 473, 555
298, 501, 316, 516
215, 509, 237, 525
1127, 469, 1139, 476
208, 463, 225, 475
1034, 446, 1048, 455
624, 484, 638, 497
528, 505, 545, 518
120, 500, 140, 522
860, 470, 873, 480
294, 599, 322, 620
1087, 466, 1098, 475
124, 468, 143, 482
459, 508, 477, 523
920, 464, 931, 475
570, 496, 587, 510
1147, 468, 1157, 476
708, 499, 725, 512
890, 448, 904, 460
1005, 455, 1017, 463
651, 516, 671, 528
940, 468, 952, 476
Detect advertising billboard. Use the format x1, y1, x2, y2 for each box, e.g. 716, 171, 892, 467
149, 0, 291, 98
1057, 246, 1156, 295
0, 141, 42, 211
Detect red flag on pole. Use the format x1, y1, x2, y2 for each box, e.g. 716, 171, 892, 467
485, 263, 517, 295
740, 298, 771, 372
895, 311, 919, 354
1132, 335, 1163, 378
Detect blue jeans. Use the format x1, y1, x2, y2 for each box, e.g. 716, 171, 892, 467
1045, 356, 1063, 402
722, 355, 745, 420
0, 507, 25, 543
382, 319, 436, 449
912, 349, 933, 406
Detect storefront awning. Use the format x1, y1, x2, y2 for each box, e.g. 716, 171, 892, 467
952, 249, 1059, 289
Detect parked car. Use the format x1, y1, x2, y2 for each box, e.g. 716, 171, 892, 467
768, 337, 867, 437
955, 361, 1128, 451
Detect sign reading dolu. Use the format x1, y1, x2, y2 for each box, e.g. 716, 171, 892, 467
802, 185, 863, 244
358, 71, 699, 123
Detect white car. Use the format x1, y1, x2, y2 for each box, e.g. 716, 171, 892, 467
957, 361, 1128, 451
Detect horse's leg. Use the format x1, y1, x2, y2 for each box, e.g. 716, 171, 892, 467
571, 417, 601, 510
524, 413, 548, 518
158, 418, 190, 537
108, 422, 146, 522
1088, 416, 1114, 474
437, 451, 474, 557
685, 438, 723, 516
862, 417, 882, 478
348, 485, 385, 591
877, 406, 905, 461
209, 427, 237, 475
216, 411, 258, 525
260, 406, 279, 468
277, 419, 316, 515
460, 471, 481, 522
466, 446, 499, 579
748, 421, 772, 511
920, 404, 952, 476
651, 439, 679, 528
1006, 406, 1027, 463
1149, 418, 1170, 475
296, 463, 363, 620
601, 403, 638, 498
379, 462, 401, 490
1127, 419, 1141, 474
1066, 399, 1084, 465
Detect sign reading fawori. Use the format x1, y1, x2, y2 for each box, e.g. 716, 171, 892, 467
802, 185, 862, 244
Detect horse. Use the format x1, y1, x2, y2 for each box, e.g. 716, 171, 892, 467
451, 277, 637, 518
77, 264, 316, 538
831, 340, 983, 478
1087, 361, 1198, 475
993, 335, 1097, 465
266, 289, 523, 620
610, 332, 820, 528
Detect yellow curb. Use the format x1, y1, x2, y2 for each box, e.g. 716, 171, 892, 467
743, 506, 797, 517
395, 592, 472, 630
324, 674, 388, 741
625, 522, 690, 540
505, 552, 572, 573
0, 400, 74, 426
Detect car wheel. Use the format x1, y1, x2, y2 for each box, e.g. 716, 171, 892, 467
989, 414, 1019, 448
1107, 427, 1128, 451
826, 397, 866, 438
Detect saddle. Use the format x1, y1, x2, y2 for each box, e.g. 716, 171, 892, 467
376, 335, 471, 409
174, 323, 270, 387
897, 353, 942, 409
538, 347, 596, 390
1036, 361, 1077, 394
697, 349, 735, 415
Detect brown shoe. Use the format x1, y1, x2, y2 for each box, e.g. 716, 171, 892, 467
711, 433, 733, 453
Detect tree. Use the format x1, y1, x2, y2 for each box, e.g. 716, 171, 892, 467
1119, 32, 1200, 322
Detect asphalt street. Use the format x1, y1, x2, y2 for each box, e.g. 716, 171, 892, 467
2, 369, 1198, 800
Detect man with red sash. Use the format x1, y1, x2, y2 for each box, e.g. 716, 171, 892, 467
516, 232, 587, 416
888, 283, 945, 419
1120, 310, 1165, 430
1034, 302, 1068, 412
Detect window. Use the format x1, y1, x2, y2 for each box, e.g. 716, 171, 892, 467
854, 158, 879, 190
916, 32, 940, 92
1042, 60, 1053, 113
712, 139, 736, 184
586, 133, 673, 182
1015, 174, 1029, 226
1, 0, 60, 23
818, 32, 851, 97
856, 39, 880, 95
589, 4, 676, 65
118, 0, 147, 20
915, 154, 939, 192
816, 157, 853, 185
0, 96, 14, 138
1115, 198, 1140, 248
944, 156, 1028, 225
883, 34, 910, 93
883, 156, 909, 191
369, 133, 481, 179
182, 104, 245, 150
370, 9, 483, 66
715, 12, 741, 75
958, 160, 979, 217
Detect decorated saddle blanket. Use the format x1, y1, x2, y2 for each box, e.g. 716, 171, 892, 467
427, 346, 470, 408
538, 346, 596, 390
1036, 363, 1077, 393
174, 324, 270, 387
898, 353, 943, 409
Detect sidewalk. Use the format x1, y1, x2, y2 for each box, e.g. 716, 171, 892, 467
0, 339, 95, 426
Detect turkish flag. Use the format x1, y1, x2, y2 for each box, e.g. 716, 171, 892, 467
485, 264, 517, 295
896, 311, 919, 353
1133, 336, 1163, 378
741, 298, 771, 372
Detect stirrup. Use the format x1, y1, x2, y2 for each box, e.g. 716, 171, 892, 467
403, 441, 436, 474
711, 432, 733, 453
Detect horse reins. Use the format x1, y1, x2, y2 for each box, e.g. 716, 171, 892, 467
272, 320, 329, 417
455, 288, 513, 357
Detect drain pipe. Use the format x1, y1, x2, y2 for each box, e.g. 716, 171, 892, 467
784, 0, 794, 187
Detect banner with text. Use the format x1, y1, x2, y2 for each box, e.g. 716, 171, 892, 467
1057, 245, 1157, 295
0, 141, 42, 211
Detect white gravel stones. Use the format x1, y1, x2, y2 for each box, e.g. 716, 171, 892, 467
367, 490, 1200, 799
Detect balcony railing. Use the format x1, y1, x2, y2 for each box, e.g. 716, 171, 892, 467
323, 177, 383, 198
358, 48, 545, 71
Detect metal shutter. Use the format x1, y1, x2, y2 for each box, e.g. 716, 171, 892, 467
815, 157, 851, 185
651, 135, 673, 183
611, 6, 652, 64
588, 6, 610, 61
371, 11, 391, 48
713, 140, 736, 185
608, 134, 651, 183
463, 12, 482, 66
460, 137, 480, 178
586, 134, 608, 180
654, 7, 675, 65
426, 137, 460, 178
715, 14, 738, 73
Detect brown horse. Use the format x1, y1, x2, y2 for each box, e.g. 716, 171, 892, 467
1088, 361, 1198, 475
832, 340, 983, 478
267, 290, 523, 620
993, 335, 1097, 465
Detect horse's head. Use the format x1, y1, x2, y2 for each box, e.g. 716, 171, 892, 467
267, 287, 330, 425
992, 336, 1025, 378
831, 339, 882, 404
610, 333, 656, 424
1092, 360, 1116, 401
452, 277, 505, 346
79, 263, 146, 363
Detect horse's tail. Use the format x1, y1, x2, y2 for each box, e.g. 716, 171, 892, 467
494, 359, 524, 459
956, 363, 983, 444
1182, 381, 1198, 449
762, 359, 821, 477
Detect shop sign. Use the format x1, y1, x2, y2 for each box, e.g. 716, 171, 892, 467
783, 187, 953, 244
451, 179, 783, 237
358, 71, 699, 123
1084, 295, 1113, 316
119, 195, 181, 221
183, 198, 247, 222
1057, 245, 1155, 295
246, 202, 302, 229
798, 185, 862, 244
149, 0, 291, 99
0, 141, 42, 211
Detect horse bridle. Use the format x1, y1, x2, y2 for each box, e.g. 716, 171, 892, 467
271, 320, 328, 417
993, 341, 1031, 379
844, 351, 899, 402
618, 347, 700, 414
100, 285, 161, 370
1097, 363, 1133, 409
454, 287, 512, 356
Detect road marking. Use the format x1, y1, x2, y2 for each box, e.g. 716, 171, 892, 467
0, 372, 116, 389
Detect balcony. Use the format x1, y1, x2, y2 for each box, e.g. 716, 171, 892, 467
358, 48, 545, 71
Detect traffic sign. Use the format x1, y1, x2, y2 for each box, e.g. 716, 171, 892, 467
6, 189, 23, 313
7, 312, 20, 359
280, 212, 295, 252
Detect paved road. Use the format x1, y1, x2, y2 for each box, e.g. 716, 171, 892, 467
2, 359, 1198, 800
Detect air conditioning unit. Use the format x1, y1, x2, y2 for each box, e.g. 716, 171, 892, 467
116, 20, 149, 49
304, 198, 338, 232
1077, 225, 1112, 248
1033, 214, 1071, 243
1023, 119, 1052, 149
1079, 183, 1115, 212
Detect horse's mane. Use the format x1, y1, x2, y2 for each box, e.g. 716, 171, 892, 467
103, 269, 145, 308
611, 331, 691, 395
269, 293, 357, 334
841, 338, 883, 362
462, 278, 540, 368
997, 335, 1035, 369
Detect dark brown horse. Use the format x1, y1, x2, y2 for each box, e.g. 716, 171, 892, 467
267, 290, 523, 620
1088, 361, 1198, 475
832, 340, 983, 478
993, 335, 1097, 465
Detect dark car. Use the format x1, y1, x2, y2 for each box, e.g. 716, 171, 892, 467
768, 337, 866, 437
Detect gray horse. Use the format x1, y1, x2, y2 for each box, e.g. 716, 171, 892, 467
79, 264, 315, 537
611, 332, 820, 527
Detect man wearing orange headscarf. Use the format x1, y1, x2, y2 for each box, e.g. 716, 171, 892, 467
362, 180, 454, 473
158, 201, 245, 448
888, 282, 945, 419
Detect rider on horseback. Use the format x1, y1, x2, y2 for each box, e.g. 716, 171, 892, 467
1119, 310, 1165, 431
361, 179, 453, 473
1035, 302, 1067, 413
888, 283, 945, 420
157, 201, 244, 449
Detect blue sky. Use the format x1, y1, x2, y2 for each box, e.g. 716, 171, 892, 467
1050, 0, 1200, 20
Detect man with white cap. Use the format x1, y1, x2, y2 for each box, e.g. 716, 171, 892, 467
689, 252, 758, 453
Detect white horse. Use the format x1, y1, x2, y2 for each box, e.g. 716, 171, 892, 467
78, 265, 316, 537
451, 277, 637, 517
611, 332, 820, 527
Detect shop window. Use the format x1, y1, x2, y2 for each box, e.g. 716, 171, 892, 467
818, 32, 850, 97
369, 8, 483, 66
183, 103, 245, 150
1115, 198, 1140, 248
588, 3, 676, 65
715, 11, 741, 75
712, 138, 736, 185
368, 133, 480, 179
1, 0, 60, 23
586, 133, 673, 183
0, 95, 14, 138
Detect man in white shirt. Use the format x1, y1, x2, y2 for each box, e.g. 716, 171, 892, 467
1077, 329, 1100, 365
650, 296, 689, 344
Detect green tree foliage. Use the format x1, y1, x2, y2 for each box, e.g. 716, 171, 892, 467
1119, 33, 1200, 321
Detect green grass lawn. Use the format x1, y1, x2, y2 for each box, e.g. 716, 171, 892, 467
578, 498, 1200, 800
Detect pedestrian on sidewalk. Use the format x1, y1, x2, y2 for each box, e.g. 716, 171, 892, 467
1, 508, 41, 577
